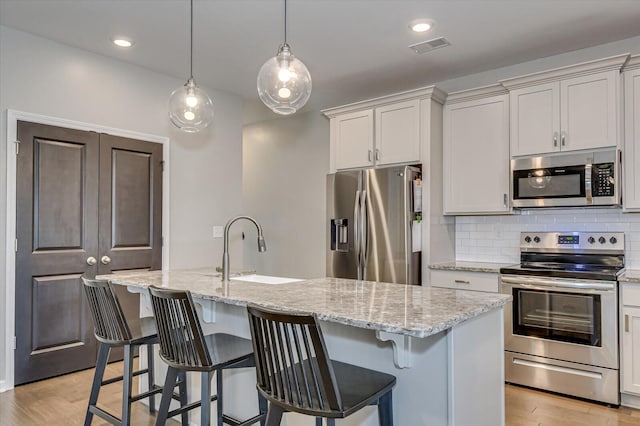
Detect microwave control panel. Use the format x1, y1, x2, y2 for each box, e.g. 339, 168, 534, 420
592, 163, 615, 197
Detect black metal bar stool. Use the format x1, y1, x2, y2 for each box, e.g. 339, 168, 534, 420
148, 285, 267, 426
246, 304, 396, 426
82, 277, 177, 426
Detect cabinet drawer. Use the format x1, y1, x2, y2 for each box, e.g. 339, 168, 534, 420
622, 282, 640, 307
430, 270, 499, 293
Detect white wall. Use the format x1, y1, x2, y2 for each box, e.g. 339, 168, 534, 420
0, 26, 245, 386
242, 111, 329, 279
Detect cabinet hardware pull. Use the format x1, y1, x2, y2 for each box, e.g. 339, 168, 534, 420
368, 150, 373, 162
454, 279, 470, 284
553, 132, 558, 147
503, 193, 508, 208
561, 131, 566, 147
101, 255, 112, 265
375, 149, 381, 161
86, 257, 97, 266
625, 314, 630, 332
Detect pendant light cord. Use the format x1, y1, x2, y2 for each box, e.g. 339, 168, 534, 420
283, 0, 287, 45
189, 0, 194, 79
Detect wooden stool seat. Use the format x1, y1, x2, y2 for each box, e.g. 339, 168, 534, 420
246, 304, 396, 426
148, 286, 267, 426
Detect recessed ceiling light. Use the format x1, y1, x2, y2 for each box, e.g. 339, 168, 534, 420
409, 19, 434, 33
112, 38, 134, 48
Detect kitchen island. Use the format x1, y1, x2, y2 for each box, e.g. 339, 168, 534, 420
106, 269, 511, 426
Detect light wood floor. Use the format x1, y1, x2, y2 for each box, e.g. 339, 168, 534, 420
0, 360, 179, 426
2, 365, 640, 425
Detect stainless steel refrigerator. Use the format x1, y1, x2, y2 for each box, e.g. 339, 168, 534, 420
327, 165, 422, 285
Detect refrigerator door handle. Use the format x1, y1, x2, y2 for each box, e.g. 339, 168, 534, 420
361, 189, 369, 270
353, 190, 361, 275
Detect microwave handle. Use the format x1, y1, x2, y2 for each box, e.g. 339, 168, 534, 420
585, 161, 593, 204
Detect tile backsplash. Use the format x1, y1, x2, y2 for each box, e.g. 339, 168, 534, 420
455, 208, 640, 269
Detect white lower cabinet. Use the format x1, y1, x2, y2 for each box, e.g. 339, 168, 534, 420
621, 283, 640, 400
430, 269, 499, 293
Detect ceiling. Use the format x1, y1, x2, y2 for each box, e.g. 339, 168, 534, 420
2, 0, 640, 121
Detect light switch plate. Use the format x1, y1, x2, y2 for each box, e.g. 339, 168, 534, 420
213, 226, 224, 239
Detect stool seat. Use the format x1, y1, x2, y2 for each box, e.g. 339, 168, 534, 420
82, 277, 169, 426
149, 286, 267, 426
122, 316, 158, 345
247, 304, 396, 426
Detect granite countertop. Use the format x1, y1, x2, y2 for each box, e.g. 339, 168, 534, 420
618, 269, 640, 283
103, 269, 511, 339
429, 261, 515, 273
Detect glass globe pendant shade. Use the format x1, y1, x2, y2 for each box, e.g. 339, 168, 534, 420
168, 78, 213, 132
257, 44, 312, 115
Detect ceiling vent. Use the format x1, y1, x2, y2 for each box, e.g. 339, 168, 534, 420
409, 37, 451, 54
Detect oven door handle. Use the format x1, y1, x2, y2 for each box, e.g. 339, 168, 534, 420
500, 275, 616, 291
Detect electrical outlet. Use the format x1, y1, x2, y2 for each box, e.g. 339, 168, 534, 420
213, 226, 224, 239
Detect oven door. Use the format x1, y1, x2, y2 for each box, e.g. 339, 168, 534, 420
500, 274, 618, 369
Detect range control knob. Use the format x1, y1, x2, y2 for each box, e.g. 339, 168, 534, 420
588, 236, 596, 244
610, 236, 618, 244
599, 236, 606, 244
524, 236, 532, 243
533, 236, 541, 243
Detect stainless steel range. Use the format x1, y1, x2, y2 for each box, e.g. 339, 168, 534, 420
500, 231, 625, 405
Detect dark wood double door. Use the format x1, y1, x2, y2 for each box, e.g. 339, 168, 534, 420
15, 121, 163, 385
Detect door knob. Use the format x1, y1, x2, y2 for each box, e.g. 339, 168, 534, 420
86, 257, 97, 266
100, 256, 111, 265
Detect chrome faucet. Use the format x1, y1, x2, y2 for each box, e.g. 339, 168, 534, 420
221, 215, 267, 281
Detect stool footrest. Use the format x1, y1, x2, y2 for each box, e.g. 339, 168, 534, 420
223, 412, 267, 426
88, 405, 121, 426
101, 367, 149, 386
167, 394, 219, 418
129, 384, 163, 403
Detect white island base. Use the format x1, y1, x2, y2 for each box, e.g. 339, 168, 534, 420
134, 293, 504, 426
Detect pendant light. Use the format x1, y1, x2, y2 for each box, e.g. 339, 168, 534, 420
257, 0, 312, 115
168, 0, 213, 132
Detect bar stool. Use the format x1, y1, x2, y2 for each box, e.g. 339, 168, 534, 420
148, 285, 267, 426
82, 277, 175, 426
246, 304, 397, 426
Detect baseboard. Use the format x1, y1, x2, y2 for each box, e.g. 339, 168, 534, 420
0, 380, 7, 393
621, 392, 640, 409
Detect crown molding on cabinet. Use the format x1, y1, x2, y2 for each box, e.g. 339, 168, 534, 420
499, 53, 630, 90
623, 54, 640, 72
321, 85, 447, 118
444, 84, 508, 104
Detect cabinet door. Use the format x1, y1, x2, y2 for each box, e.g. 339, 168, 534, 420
375, 99, 420, 165
444, 95, 510, 214
510, 82, 560, 156
560, 70, 618, 152
333, 109, 374, 170
624, 68, 640, 210
622, 306, 640, 395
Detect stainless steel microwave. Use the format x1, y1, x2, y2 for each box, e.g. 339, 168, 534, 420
511, 148, 620, 208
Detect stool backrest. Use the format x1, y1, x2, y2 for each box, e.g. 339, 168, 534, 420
82, 277, 132, 344
148, 286, 212, 369
247, 304, 342, 413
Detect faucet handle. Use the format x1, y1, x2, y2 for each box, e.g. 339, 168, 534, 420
215, 266, 223, 273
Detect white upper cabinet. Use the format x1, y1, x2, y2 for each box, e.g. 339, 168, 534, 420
332, 109, 374, 170
623, 55, 640, 211
502, 55, 627, 157
375, 100, 420, 166
323, 88, 444, 172
443, 86, 510, 215
510, 82, 560, 156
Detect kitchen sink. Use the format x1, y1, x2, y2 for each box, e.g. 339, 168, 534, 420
229, 274, 302, 285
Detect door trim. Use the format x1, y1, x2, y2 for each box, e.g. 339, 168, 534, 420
3, 109, 171, 392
